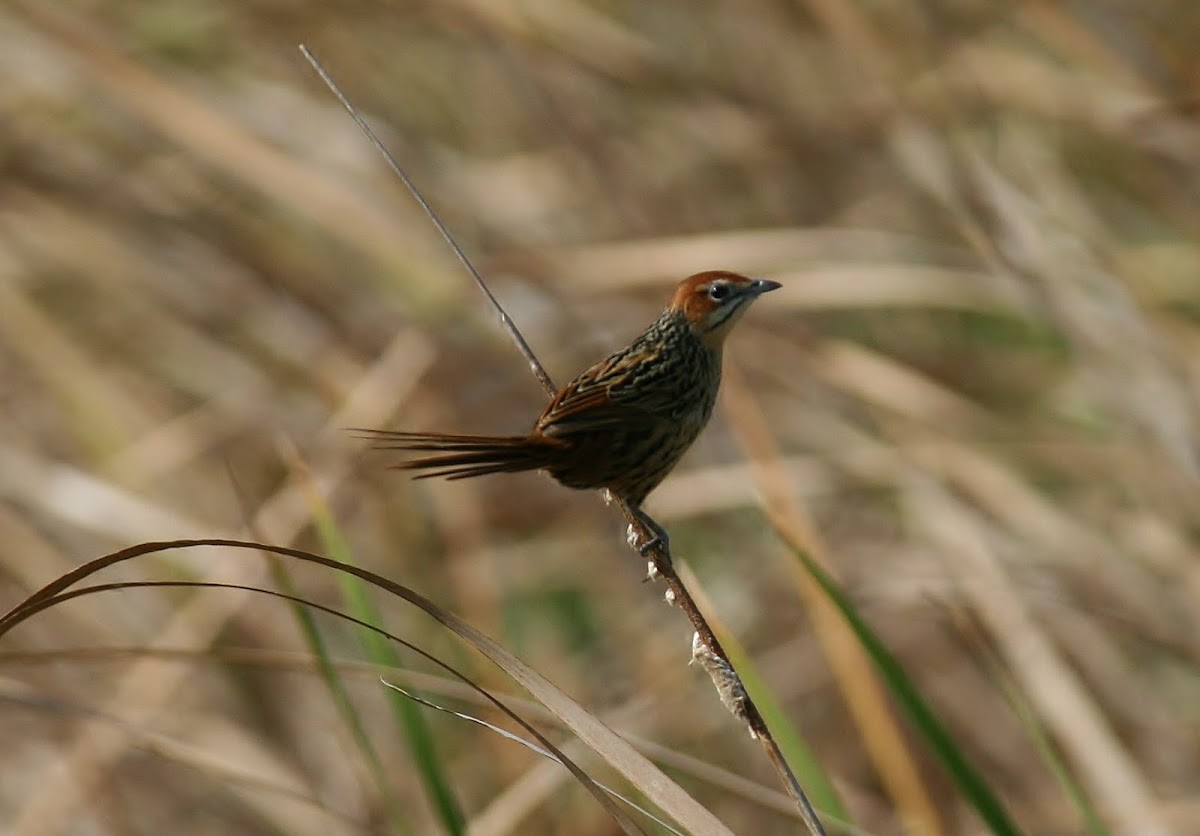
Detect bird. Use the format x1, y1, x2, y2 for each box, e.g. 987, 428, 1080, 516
361, 270, 781, 551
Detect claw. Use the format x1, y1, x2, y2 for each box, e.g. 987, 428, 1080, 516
637, 534, 663, 556
632, 510, 670, 555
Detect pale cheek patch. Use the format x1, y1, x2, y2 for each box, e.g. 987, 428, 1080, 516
703, 298, 748, 332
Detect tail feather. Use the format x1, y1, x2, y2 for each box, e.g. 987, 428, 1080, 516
354, 429, 558, 480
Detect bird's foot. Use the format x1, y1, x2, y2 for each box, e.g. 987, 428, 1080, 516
627, 511, 670, 557
628, 532, 664, 583
627, 524, 663, 568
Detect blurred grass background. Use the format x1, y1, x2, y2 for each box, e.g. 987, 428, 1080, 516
2, 0, 1199, 833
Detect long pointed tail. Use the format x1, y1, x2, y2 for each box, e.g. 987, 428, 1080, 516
355, 429, 560, 480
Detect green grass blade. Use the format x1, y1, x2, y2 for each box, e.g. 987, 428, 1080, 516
679, 565, 847, 823
984, 643, 1107, 836
309, 500, 467, 836
776, 533, 1022, 836
721, 637, 854, 825
263, 557, 412, 833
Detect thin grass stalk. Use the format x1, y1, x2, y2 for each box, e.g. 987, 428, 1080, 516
300, 45, 827, 835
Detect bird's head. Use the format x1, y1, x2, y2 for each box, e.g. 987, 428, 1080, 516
670, 271, 781, 346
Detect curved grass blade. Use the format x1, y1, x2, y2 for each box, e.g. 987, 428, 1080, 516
3, 576, 644, 835
0, 539, 734, 835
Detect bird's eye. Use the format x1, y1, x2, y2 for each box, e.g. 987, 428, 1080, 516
707, 283, 731, 302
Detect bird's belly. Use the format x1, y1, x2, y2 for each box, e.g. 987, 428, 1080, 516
546, 374, 717, 503
595, 410, 708, 502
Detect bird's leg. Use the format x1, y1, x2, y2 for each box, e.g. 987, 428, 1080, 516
637, 513, 671, 554
625, 512, 668, 555
626, 524, 662, 582
626, 508, 671, 579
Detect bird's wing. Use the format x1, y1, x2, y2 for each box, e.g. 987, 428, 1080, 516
535, 349, 662, 437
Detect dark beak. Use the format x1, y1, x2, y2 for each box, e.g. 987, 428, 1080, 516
750, 278, 782, 294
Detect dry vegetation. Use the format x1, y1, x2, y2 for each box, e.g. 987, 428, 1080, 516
2, 1, 1199, 834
